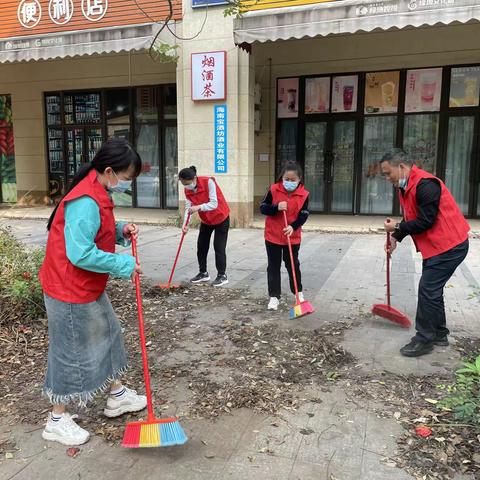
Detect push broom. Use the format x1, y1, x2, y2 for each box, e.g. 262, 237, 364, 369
157, 212, 191, 290
283, 210, 315, 319
122, 237, 188, 448
371, 232, 411, 328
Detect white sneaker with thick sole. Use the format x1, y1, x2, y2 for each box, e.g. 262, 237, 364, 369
103, 387, 147, 418
267, 297, 280, 311
298, 292, 305, 303
42, 413, 90, 446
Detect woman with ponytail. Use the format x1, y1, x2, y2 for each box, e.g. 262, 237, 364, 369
39, 137, 147, 446
178, 166, 230, 287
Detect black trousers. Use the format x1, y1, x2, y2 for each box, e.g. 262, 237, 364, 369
197, 217, 229, 276
265, 240, 302, 298
415, 239, 469, 343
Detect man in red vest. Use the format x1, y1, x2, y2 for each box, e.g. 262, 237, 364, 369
381, 149, 470, 357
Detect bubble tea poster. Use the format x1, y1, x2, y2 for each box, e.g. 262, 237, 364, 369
277, 78, 299, 118
364, 71, 399, 114
331, 75, 358, 113
405, 68, 442, 112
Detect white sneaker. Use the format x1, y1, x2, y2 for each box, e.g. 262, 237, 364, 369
298, 292, 305, 303
103, 387, 147, 418
267, 297, 279, 311
42, 413, 90, 446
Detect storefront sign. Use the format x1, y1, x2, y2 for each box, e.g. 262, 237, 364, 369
450, 66, 480, 107
364, 71, 400, 114
192, 51, 227, 101
277, 78, 299, 118
1, 1, 181, 40
192, 0, 228, 7
332, 75, 358, 113
214, 105, 227, 174
405, 68, 442, 112
305, 77, 330, 114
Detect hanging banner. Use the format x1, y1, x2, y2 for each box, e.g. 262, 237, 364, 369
214, 105, 227, 174
332, 75, 358, 113
405, 68, 442, 112
364, 71, 400, 114
192, 51, 227, 101
305, 77, 330, 114
277, 78, 299, 118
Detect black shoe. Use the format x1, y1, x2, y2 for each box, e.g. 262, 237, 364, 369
400, 339, 434, 357
190, 272, 210, 283
212, 274, 228, 287
433, 335, 449, 347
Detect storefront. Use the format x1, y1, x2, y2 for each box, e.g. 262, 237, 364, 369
275, 65, 480, 216
0, 0, 181, 207
235, 0, 480, 217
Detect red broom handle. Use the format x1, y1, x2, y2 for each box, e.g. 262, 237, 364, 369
386, 232, 391, 307
131, 237, 155, 421
283, 210, 301, 305
166, 212, 191, 287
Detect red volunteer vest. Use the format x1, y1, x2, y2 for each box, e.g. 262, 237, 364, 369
399, 165, 470, 259
265, 182, 309, 245
39, 169, 116, 303
185, 176, 230, 226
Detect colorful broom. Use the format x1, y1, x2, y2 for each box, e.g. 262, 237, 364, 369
157, 212, 191, 290
283, 211, 315, 320
122, 237, 188, 448
371, 232, 411, 328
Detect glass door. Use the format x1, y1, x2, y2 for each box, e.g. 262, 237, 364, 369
66, 128, 84, 179
444, 116, 475, 215
330, 120, 356, 212
304, 122, 327, 211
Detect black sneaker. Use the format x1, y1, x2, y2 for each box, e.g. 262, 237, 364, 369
212, 275, 228, 287
433, 335, 449, 347
190, 272, 210, 283
400, 339, 434, 357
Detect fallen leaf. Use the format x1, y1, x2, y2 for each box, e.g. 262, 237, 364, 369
66, 447, 80, 458
415, 426, 433, 438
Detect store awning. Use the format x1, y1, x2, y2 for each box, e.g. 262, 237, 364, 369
234, 0, 480, 44
0, 23, 175, 63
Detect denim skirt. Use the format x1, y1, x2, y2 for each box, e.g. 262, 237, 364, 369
43, 292, 128, 407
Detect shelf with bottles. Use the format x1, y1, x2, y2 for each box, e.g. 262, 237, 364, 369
48, 128, 64, 174
87, 129, 103, 161
74, 93, 101, 125
46, 95, 61, 126
64, 95, 74, 125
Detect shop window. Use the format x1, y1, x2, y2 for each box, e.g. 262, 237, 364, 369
0, 95, 16, 203
164, 86, 177, 120
304, 122, 327, 211
403, 114, 439, 174
277, 120, 298, 172
445, 116, 475, 214
449, 67, 480, 108
360, 116, 396, 214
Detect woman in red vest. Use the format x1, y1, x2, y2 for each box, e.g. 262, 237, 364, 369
381, 149, 470, 357
39, 138, 147, 446
261, 161, 310, 311
179, 166, 230, 287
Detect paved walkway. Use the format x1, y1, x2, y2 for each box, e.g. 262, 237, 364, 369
1, 219, 479, 480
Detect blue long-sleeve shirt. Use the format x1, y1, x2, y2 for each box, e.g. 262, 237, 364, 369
64, 196, 135, 279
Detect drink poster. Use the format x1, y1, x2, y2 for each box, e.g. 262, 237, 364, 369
405, 68, 442, 113
364, 71, 399, 114
277, 78, 299, 118
305, 77, 330, 114
449, 66, 480, 107
331, 75, 358, 113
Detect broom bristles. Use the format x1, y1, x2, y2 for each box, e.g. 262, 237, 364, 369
289, 300, 315, 319
371, 304, 411, 328
122, 417, 188, 448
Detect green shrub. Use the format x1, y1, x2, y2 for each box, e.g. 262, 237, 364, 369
0, 226, 45, 325
437, 356, 480, 429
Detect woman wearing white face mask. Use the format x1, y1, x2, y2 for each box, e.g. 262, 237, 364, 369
39, 138, 148, 446
260, 161, 310, 311
178, 166, 230, 287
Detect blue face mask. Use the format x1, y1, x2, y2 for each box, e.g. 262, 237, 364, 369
108, 171, 132, 193
398, 167, 408, 189
184, 181, 196, 191
283, 180, 299, 192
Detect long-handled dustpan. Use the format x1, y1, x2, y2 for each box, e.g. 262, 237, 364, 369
371, 232, 411, 328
